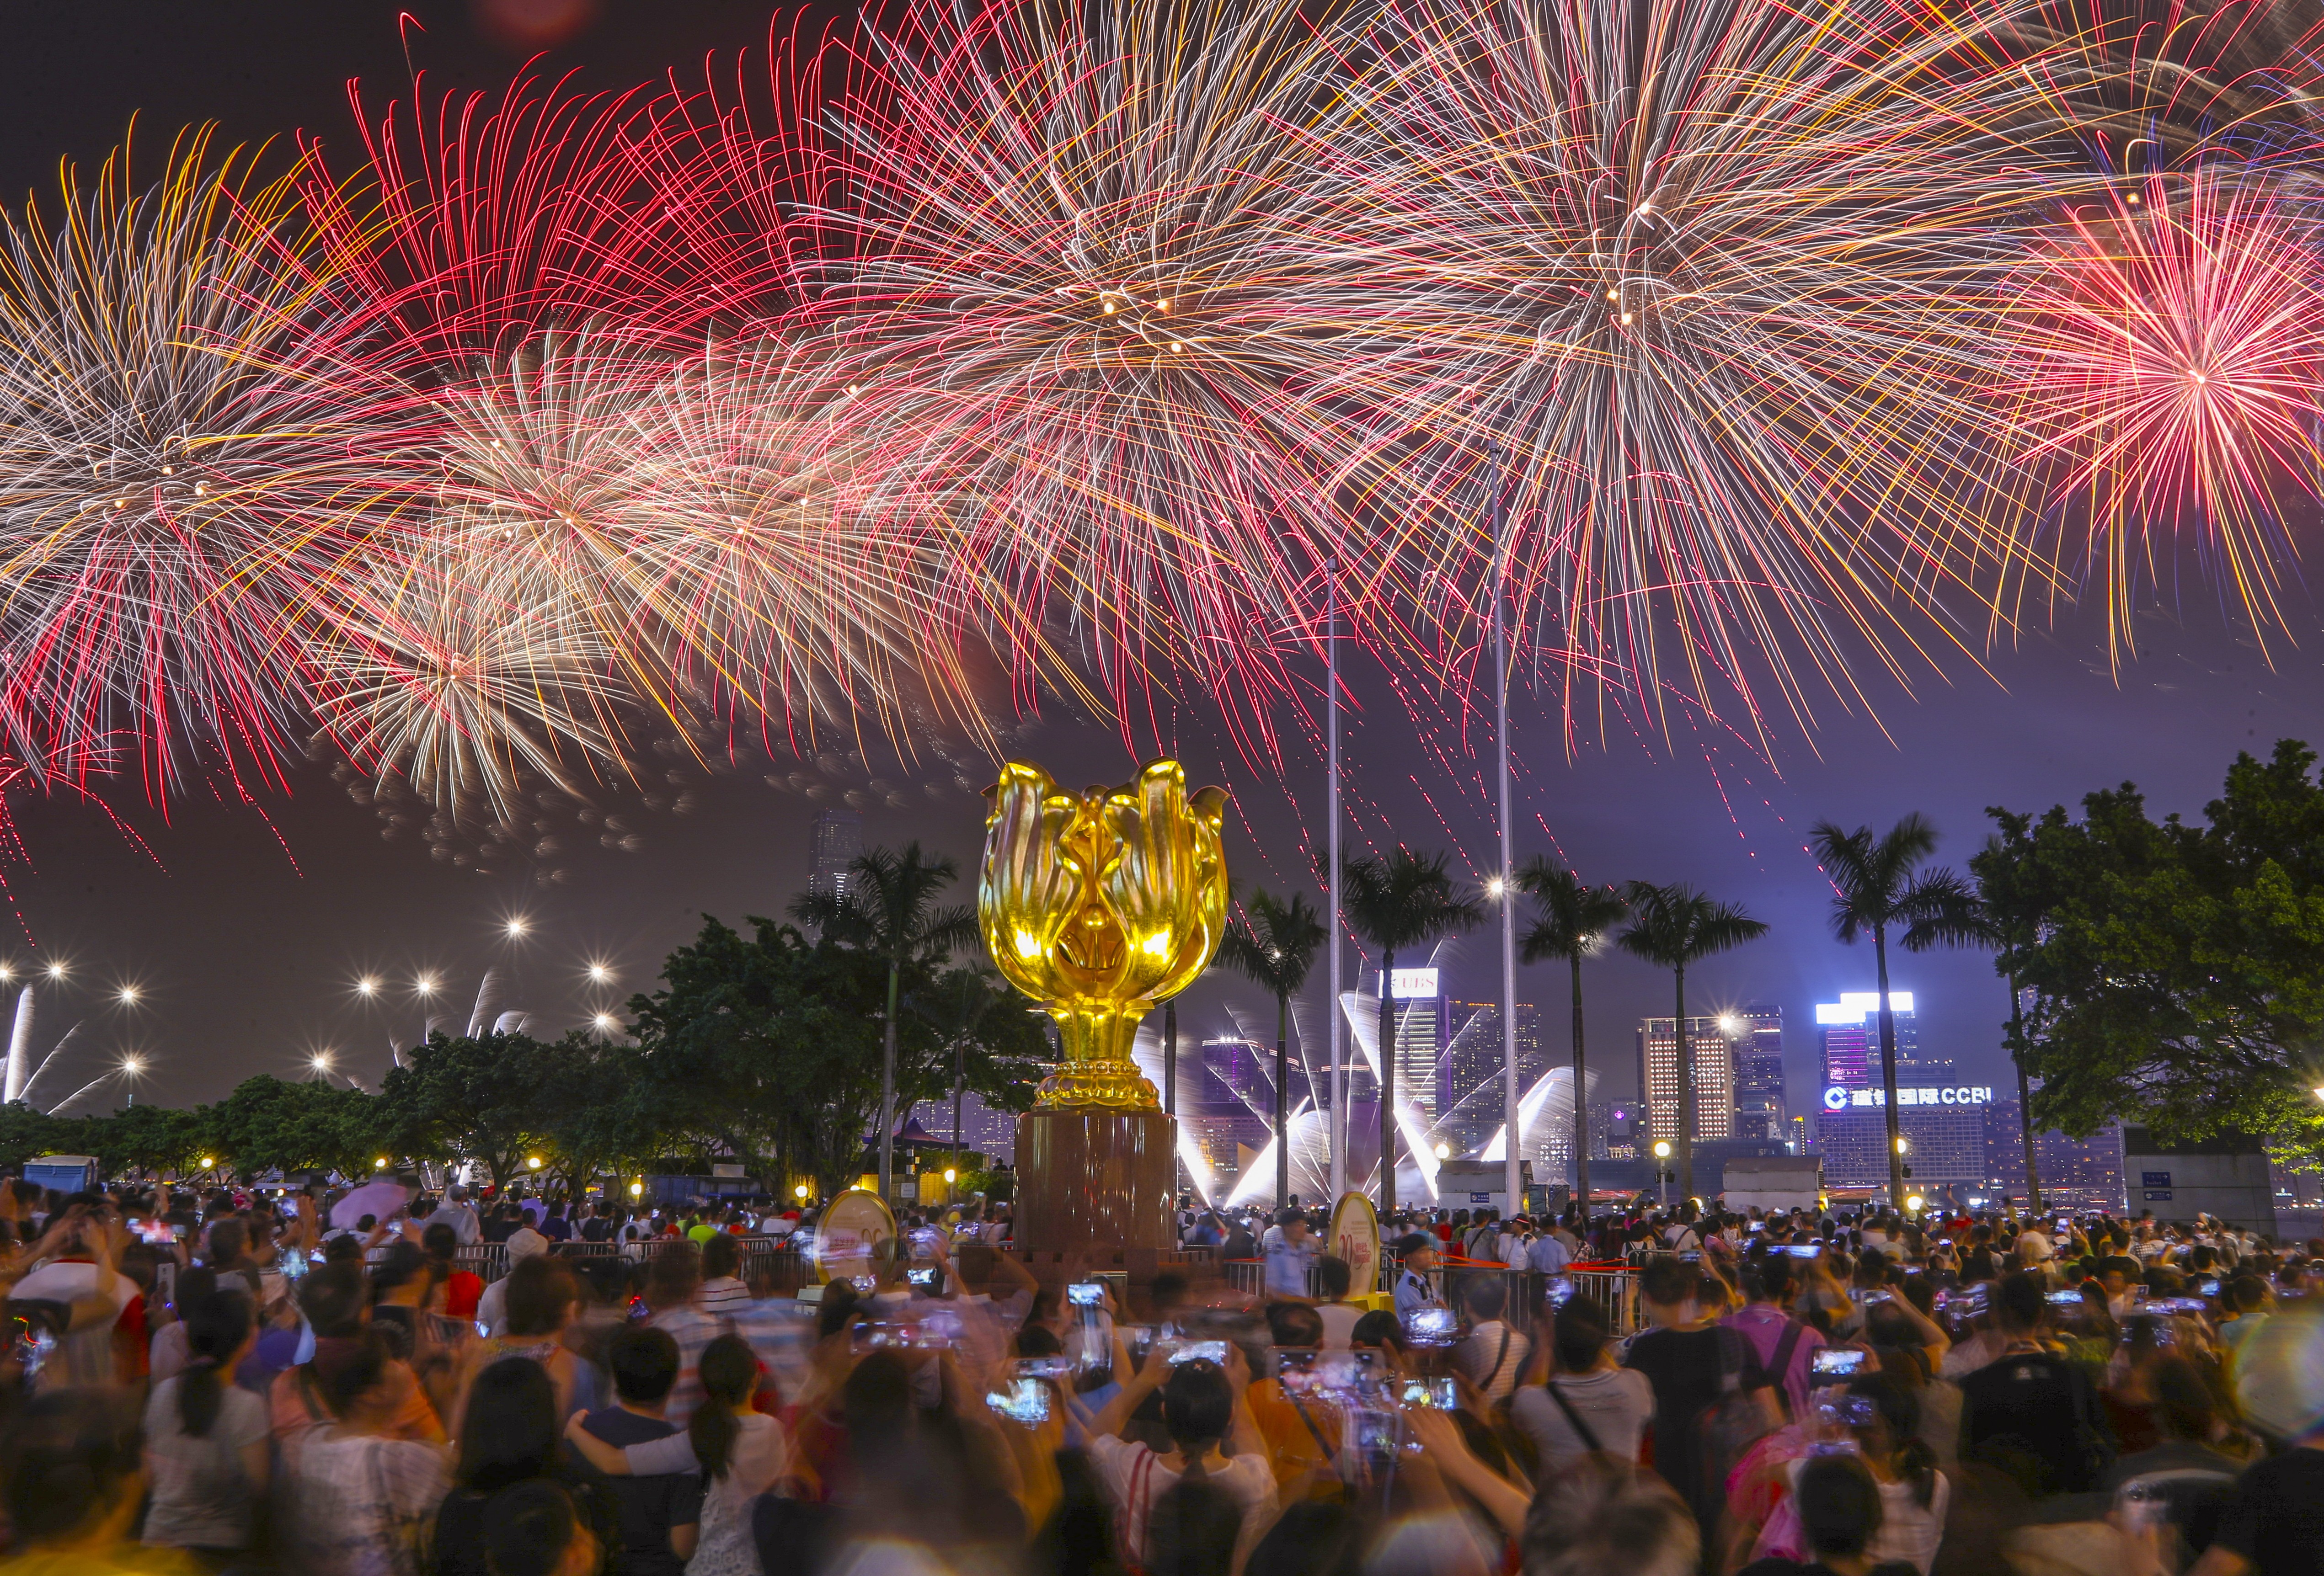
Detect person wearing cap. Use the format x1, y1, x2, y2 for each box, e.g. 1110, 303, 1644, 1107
473, 1222, 551, 1337
1392, 1233, 1443, 1324
1260, 1207, 1316, 1298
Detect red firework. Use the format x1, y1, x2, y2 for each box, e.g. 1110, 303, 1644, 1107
2004, 168, 2324, 659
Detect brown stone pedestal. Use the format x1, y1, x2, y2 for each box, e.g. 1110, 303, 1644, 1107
1010, 1107, 1217, 1316
1014, 1106, 1177, 1253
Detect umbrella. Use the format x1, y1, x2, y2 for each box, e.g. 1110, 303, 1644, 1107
330, 1177, 415, 1230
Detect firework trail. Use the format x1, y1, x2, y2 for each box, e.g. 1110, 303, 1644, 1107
0, 126, 382, 796
1295, 0, 2119, 743
305, 541, 626, 826
2001, 168, 2324, 664
792, 0, 1402, 739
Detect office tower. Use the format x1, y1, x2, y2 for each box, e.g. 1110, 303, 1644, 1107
1382, 967, 1449, 1127
1442, 1001, 1546, 1155
1984, 1103, 2126, 1209
807, 809, 865, 906
1177, 1035, 1272, 1184
1729, 1004, 1785, 1140
1636, 1016, 1735, 1144
1817, 991, 1918, 1085
1811, 991, 1985, 1187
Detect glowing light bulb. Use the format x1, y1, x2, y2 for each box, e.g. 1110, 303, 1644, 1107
1485, 877, 1506, 899
630, 1181, 644, 1198
795, 1183, 810, 1199
527, 1155, 542, 1170
116, 986, 139, 1006
356, 976, 379, 996
1434, 1141, 1451, 1159
594, 1013, 616, 1031
46, 963, 65, 980
944, 1168, 957, 1183
588, 964, 611, 984
415, 974, 437, 996
375, 1157, 388, 1169
504, 916, 529, 938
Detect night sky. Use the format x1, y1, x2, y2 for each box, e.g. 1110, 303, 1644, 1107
2, 3, 2315, 1124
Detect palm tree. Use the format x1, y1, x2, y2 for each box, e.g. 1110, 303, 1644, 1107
1343, 850, 1485, 1218
1218, 888, 1328, 1207
790, 842, 978, 1202
1809, 813, 1967, 1210
928, 964, 1014, 1173
1615, 883, 1768, 1203
1896, 852, 2044, 1211
1516, 861, 1628, 1223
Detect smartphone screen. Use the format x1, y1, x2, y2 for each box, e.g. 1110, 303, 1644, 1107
1786, 1245, 1822, 1259
1810, 1347, 1868, 1379
986, 1377, 1053, 1425
1067, 1281, 1104, 1308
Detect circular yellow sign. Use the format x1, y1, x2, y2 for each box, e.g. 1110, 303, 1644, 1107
813, 1187, 897, 1287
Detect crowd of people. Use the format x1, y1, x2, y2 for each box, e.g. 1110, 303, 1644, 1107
0, 1172, 2317, 1576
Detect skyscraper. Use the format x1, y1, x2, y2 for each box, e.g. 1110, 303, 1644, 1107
1729, 1004, 1785, 1140
1817, 991, 1918, 1085
1442, 1001, 1546, 1155
1382, 967, 1449, 1127
1812, 990, 1986, 1188
807, 809, 864, 913
1636, 1016, 1736, 1145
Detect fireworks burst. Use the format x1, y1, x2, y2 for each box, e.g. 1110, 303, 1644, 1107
1301, 0, 2110, 740
0, 126, 374, 794
2002, 168, 2324, 661
796, 0, 1392, 731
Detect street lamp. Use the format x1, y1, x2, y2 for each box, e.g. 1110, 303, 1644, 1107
374, 1157, 388, 1169
1653, 1140, 1673, 1208
629, 1180, 643, 1198
526, 1155, 543, 1171
794, 1182, 811, 1200
1905, 1193, 1926, 1213
943, 1168, 957, 1184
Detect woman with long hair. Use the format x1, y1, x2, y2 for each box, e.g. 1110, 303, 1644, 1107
429, 1356, 620, 1576
142, 1288, 270, 1562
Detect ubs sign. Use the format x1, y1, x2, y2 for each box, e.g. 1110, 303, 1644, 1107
1822, 1084, 1993, 1112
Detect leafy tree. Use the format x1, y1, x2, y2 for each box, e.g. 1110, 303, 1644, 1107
1809, 814, 1975, 1209
1886, 857, 2045, 1208
789, 843, 978, 1202
919, 965, 1046, 1160
375, 1033, 562, 1191
532, 1033, 664, 1195
632, 916, 913, 1200
207, 1076, 378, 1180
1218, 888, 1328, 1207
1516, 863, 1628, 1217
1973, 740, 2324, 1169
92, 1103, 214, 1180
0, 1102, 71, 1171
1616, 883, 1767, 1202
1344, 850, 1485, 1216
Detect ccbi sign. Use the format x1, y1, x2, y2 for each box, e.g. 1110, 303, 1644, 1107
1822, 1084, 1993, 1111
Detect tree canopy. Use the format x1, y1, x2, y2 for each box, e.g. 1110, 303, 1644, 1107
1975, 739, 2324, 1166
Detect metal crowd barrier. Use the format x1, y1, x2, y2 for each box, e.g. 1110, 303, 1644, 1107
352, 1232, 810, 1287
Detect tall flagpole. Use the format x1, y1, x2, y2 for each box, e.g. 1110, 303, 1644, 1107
1492, 442, 1521, 1218
1327, 559, 1346, 1204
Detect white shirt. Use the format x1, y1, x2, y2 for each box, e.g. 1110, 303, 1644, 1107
1509, 1368, 1655, 1468
1085, 1435, 1277, 1569
438, 1202, 483, 1246
1317, 1302, 1365, 1350
2016, 1228, 2054, 1264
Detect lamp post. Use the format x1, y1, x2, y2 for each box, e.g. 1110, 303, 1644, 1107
1653, 1140, 1672, 1209
1488, 440, 1521, 1219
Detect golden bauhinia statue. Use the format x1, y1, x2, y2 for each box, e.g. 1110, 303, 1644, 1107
980, 759, 1229, 1109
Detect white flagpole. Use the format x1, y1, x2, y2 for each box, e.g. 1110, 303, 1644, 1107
1492, 442, 1521, 1217
1327, 559, 1346, 1203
